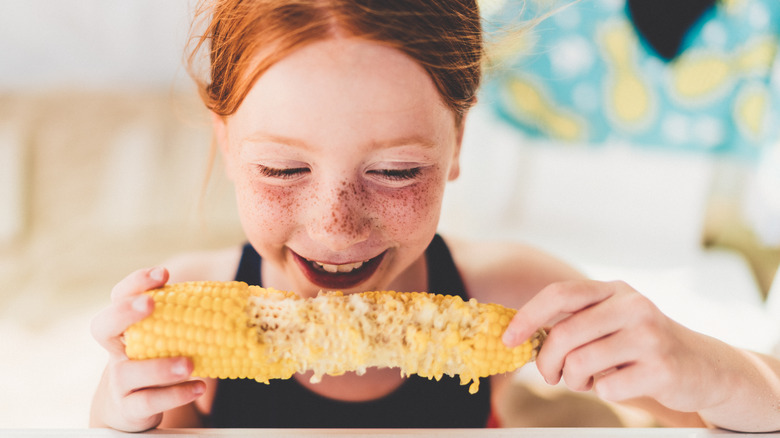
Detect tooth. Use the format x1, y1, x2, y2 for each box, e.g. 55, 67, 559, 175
320, 263, 339, 273
337, 261, 364, 273
311, 259, 366, 274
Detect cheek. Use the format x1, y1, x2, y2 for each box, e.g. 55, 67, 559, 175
373, 172, 445, 238
234, 177, 299, 242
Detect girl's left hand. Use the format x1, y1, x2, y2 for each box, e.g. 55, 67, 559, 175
502, 280, 728, 414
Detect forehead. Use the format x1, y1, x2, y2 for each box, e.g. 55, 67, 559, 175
228, 37, 455, 143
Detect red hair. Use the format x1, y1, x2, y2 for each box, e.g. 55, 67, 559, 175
187, 0, 483, 126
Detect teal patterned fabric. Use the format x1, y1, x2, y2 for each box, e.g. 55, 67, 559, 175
481, 0, 780, 161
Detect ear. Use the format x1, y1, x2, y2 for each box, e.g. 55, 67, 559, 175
211, 112, 235, 181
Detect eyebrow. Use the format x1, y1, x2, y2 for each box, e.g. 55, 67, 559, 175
240, 132, 312, 150
241, 132, 439, 150
373, 135, 438, 150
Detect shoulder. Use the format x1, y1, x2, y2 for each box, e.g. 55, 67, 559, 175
440, 234, 585, 309
162, 245, 244, 284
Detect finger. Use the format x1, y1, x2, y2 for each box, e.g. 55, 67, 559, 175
558, 329, 640, 391
121, 380, 206, 429
535, 290, 634, 384
591, 361, 653, 402
503, 280, 622, 347
111, 267, 168, 301
91, 294, 154, 355
113, 357, 194, 397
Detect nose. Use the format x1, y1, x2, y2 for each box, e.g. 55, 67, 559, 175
306, 180, 371, 251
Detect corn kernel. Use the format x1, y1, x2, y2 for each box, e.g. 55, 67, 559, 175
124, 281, 544, 393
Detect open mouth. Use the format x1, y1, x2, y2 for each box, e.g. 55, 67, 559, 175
291, 250, 385, 290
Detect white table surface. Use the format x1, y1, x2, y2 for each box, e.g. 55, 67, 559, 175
2, 429, 779, 437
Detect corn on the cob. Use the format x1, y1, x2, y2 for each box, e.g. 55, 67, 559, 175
124, 281, 544, 393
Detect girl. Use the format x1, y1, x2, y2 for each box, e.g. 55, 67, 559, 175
90, 0, 780, 432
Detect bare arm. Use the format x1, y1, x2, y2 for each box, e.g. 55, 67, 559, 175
696, 345, 780, 431
503, 280, 780, 432
445, 235, 586, 309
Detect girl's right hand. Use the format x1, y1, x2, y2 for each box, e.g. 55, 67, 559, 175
89, 267, 206, 432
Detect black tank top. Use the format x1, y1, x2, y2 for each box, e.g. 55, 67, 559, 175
207, 235, 492, 428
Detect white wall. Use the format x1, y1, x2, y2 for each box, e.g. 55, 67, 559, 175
0, 0, 192, 92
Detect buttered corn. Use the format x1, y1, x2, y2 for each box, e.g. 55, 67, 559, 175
124, 281, 544, 393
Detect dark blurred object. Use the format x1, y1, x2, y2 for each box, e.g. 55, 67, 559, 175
627, 0, 717, 61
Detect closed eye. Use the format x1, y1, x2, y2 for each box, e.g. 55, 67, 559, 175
256, 164, 310, 179
368, 167, 422, 181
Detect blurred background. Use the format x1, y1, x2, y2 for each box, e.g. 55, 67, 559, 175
0, 0, 779, 429
0, 0, 245, 428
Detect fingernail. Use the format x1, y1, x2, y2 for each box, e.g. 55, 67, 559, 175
172, 359, 188, 377
502, 330, 515, 347
132, 295, 150, 313
192, 382, 205, 396
149, 267, 164, 282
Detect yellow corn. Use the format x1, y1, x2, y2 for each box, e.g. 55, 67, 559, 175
124, 281, 544, 393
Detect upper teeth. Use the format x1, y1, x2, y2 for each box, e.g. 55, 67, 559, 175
314, 261, 365, 273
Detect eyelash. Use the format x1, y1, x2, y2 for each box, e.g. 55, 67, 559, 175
256, 165, 309, 179
256, 165, 423, 182
368, 168, 422, 181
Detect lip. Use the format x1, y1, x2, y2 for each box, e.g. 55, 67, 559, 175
291, 250, 386, 290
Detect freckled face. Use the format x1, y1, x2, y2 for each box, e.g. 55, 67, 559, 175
215, 37, 462, 297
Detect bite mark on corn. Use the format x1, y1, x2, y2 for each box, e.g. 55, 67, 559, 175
124, 281, 544, 393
